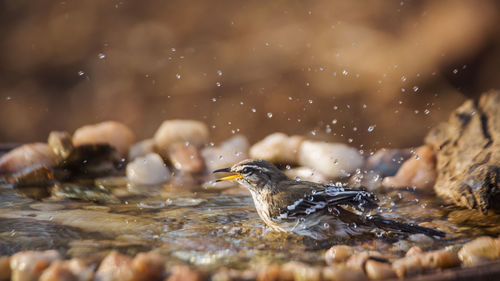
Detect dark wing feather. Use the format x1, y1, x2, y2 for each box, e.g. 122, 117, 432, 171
280, 184, 378, 218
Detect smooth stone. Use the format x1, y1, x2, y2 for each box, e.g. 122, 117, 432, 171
10, 250, 61, 281
39, 259, 94, 281
201, 135, 249, 171
298, 141, 363, 178
0, 143, 58, 174
73, 121, 135, 157
382, 145, 436, 192
166, 143, 205, 173
458, 236, 500, 266
128, 139, 155, 161
154, 120, 209, 158
249, 133, 304, 164
126, 153, 170, 186
47, 131, 74, 160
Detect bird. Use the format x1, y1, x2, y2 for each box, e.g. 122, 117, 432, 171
214, 159, 445, 240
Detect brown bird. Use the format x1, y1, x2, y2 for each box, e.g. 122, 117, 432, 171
214, 159, 445, 240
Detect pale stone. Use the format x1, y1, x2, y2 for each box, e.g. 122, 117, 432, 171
298, 141, 363, 178
128, 139, 155, 161
10, 250, 61, 281
458, 236, 500, 266
126, 153, 170, 186
249, 133, 304, 164
201, 135, 249, 171
153, 120, 209, 158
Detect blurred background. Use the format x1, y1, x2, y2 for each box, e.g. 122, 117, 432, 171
0, 0, 499, 151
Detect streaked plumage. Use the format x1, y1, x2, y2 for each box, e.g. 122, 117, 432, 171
214, 159, 445, 240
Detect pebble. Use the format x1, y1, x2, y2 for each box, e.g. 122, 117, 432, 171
126, 153, 170, 186
392, 249, 459, 278
0, 143, 58, 174
322, 265, 366, 281
298, 141, 363, 178
94, 251, 134, 281
128, 139, 156, 161
458, 236, 500, 266
39, 259, 94, 281
166, 265, 204, 281
0, 256, 10, 281
364, 260, 396, 280
167, 142, 205, 173
249, 133, 304, 164
73, 121, 135, 157
346, 251, 384, 271
47, 131, 74, 160
382, 145, 437, 192
285, 167, 328, 183
201, 135, 249, 171
154, 120, 209, 158
325, 245, 354, 264
10, 250, 61, 281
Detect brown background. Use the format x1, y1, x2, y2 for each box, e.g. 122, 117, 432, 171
0, 0, 499, 152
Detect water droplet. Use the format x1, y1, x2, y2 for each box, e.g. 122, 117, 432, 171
216, 82, 221, 87
401, 76, 407, 82
353, 127, 358, 132
342, 69, 348, 76
308, 99, 313, 104
413, 86, 419, 92
5, 96, 12, 101
348, 138, 353, 143
415, 155, 420, 160
368, 125, 375, 132
98, 53, 106, 59
78, 71, 85, 76
311, 130, 317, 136
332, 119, 337, 124
176, 73, 181, 79
424, 109, 430, 115
305, 82, 310, 86
288, 96, 293, 101
362, 104, 367, 109
333, 106, 338, 110
452, 69, 458, 74
211, 97, 217, 102
267, 112, 273, 118
171, 48, 176, 52
251, 108, 256, 113
414, 110, 419, 114
217, 70, 223, 76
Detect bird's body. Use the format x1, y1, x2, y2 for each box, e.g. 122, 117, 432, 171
214, 159, 445, 240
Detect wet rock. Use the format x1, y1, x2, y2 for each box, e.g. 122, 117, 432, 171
366, 148, 412, 177
29, 203, 65, 211
54, 144, 122, 180
382, 145, 437, 192
10, 250, 61, 281
0, 256, 10, 281
364, 260, 396, 280
425, 91, 500, 212
166, 143, 205, 173
201, 135, 249, 171
299, 141, 363, 178
154, 120, 209, 158
126, 153, 170, 186
128, 139, 156, 161
48, 131, 74, 160
285, 167, 328, 183
212, 268, 257, 281
52, 184, 119, 203
392, 249, 459, 278
131, 251, 166, 281
0, 143, 58, 174
279, 261, 321, 281
346, 251, 385, 272
73, 121, 135, 157
325, 245, 354, 264
458, 236, 500, 266
95, 251, 135, 281
12, 167, 55, 187
322, 265, 367, 281
166, 265, 204, 281
39, 259, 94, 281
249, 133, 304, 164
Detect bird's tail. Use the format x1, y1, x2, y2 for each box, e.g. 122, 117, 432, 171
367, 216, 445, 238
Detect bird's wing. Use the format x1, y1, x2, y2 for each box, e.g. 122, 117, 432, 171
277, 183, 377, 218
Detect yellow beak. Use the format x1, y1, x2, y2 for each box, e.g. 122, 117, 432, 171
216, 173, 242, 182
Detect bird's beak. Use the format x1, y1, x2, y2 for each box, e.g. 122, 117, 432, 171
213, 168, 242, 182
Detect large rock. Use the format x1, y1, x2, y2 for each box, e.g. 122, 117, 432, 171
126, 153, 170, 186
201, 135, 249, 171
425, 91, 500, 213
249, 133, 304, 164
0, 143, 58, 174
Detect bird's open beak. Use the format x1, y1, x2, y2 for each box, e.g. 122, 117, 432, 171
213, 168, 242, 182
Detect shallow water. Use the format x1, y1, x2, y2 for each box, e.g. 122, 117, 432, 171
1, 180, 499, 271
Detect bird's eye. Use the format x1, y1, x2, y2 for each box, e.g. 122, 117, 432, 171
241, 167, 252, 174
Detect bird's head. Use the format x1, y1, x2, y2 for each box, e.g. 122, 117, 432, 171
213, 159, 289, 191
